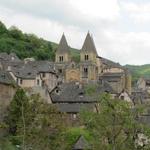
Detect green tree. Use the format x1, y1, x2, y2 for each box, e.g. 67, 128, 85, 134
5, 92, 67, 150
9, 26, 24, 40
80, 94, 150, 150
0, 21, 7, 35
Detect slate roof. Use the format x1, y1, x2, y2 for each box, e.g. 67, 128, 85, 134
72, 135, 91, 150
100, 72, 124, 82
56, 103, 95, 113
0, 71, 15, 85
51, 82, 97, 103
51, 81, 115, 103
100, 81, 116, 93
100, 57, 124, 70
131, 89, 150, 104
81, 32, 97, 55
0, 52, 20, 61
57, 33, 70, 54
25, 61, 55, 73
14, 67, 37, 79
139, 115, 150, 126
9, 61, 56, 79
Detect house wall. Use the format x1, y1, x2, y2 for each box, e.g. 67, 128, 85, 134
40, 73, 58, 91
0, 84, 16, 122
18, 78, 36, 88
103, 68, 124, 73
66, 69, 80, 82
137, 78, 146, 90
55, 53, 70, 63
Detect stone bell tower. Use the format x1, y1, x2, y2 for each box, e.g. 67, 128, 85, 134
55, 33, 71, 82
80, 32, 99, 83
55, 33, 70, 63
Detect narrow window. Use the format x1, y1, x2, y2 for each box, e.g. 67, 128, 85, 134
37, 79, 40, 85
42, 81, 44, 86
42, 73, 45, 78
84, 68, 88, 73
59, 56, 61, 62
83, 67, 88, 78
58, 69, 62, 73
59, 56, 64, 62
85, 55, 89, 61
20, 79, 23, 84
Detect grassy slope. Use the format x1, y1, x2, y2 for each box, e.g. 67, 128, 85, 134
125, 64, 150, 82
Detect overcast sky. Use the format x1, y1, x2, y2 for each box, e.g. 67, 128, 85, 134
0, 0, 150, 65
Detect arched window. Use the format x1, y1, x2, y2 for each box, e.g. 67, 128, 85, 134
59, 56, 64, 62
85, 55, 89, 61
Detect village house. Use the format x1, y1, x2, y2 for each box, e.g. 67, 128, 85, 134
72, 135, 92, 150
137, 77, 150, 93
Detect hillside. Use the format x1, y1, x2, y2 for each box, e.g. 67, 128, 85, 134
125, 64, 150, 83
0, 21, 150, 80
0, 21, 80, 61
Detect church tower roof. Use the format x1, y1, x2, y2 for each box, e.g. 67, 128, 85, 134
57, 33, 70, 53
81, 32, 98, 55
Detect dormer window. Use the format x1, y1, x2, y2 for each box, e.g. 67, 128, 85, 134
59, 56, 64, 62
85, 55, 89, 61
79, 92, 84, 97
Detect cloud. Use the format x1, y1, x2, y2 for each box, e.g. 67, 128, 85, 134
96, 30, 150, 65
0, 0, 120, 30
121, 1, 150, 24
0, 0, 150, 65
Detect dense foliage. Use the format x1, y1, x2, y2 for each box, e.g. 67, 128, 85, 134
0, 21, 80, 62
0, 21, 55, 60
1, 90, 150, 149
80, 94, 150, 150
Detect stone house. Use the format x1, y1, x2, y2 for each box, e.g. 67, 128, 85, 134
137, 77, 150, 93
72, 135, 92, 150
118, 90, 132, 103
50, 81, 117, 120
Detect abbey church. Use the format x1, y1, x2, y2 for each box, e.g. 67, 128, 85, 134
0, 32, 132, 113
54, 32, 132, 94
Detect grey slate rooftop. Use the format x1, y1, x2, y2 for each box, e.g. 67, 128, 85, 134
51, 82, 97, 103
51, 81, 115, 103
131, 89, 150, 104
56, 103, 95, 113
0, 71, 15, 85
0, 52, 20, 62
81, 32, 97, 55
72, 135, 91, 150
139, 114, 150, 126
100, 57, 124, 70
100, 72, 124, 82
8, 60, 56, 79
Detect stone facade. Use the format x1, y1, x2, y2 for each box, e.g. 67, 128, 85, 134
54, 32, 132, 94
137, 77, 150, 93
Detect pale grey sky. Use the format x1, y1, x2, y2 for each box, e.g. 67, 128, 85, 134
0, 0, 150, 65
